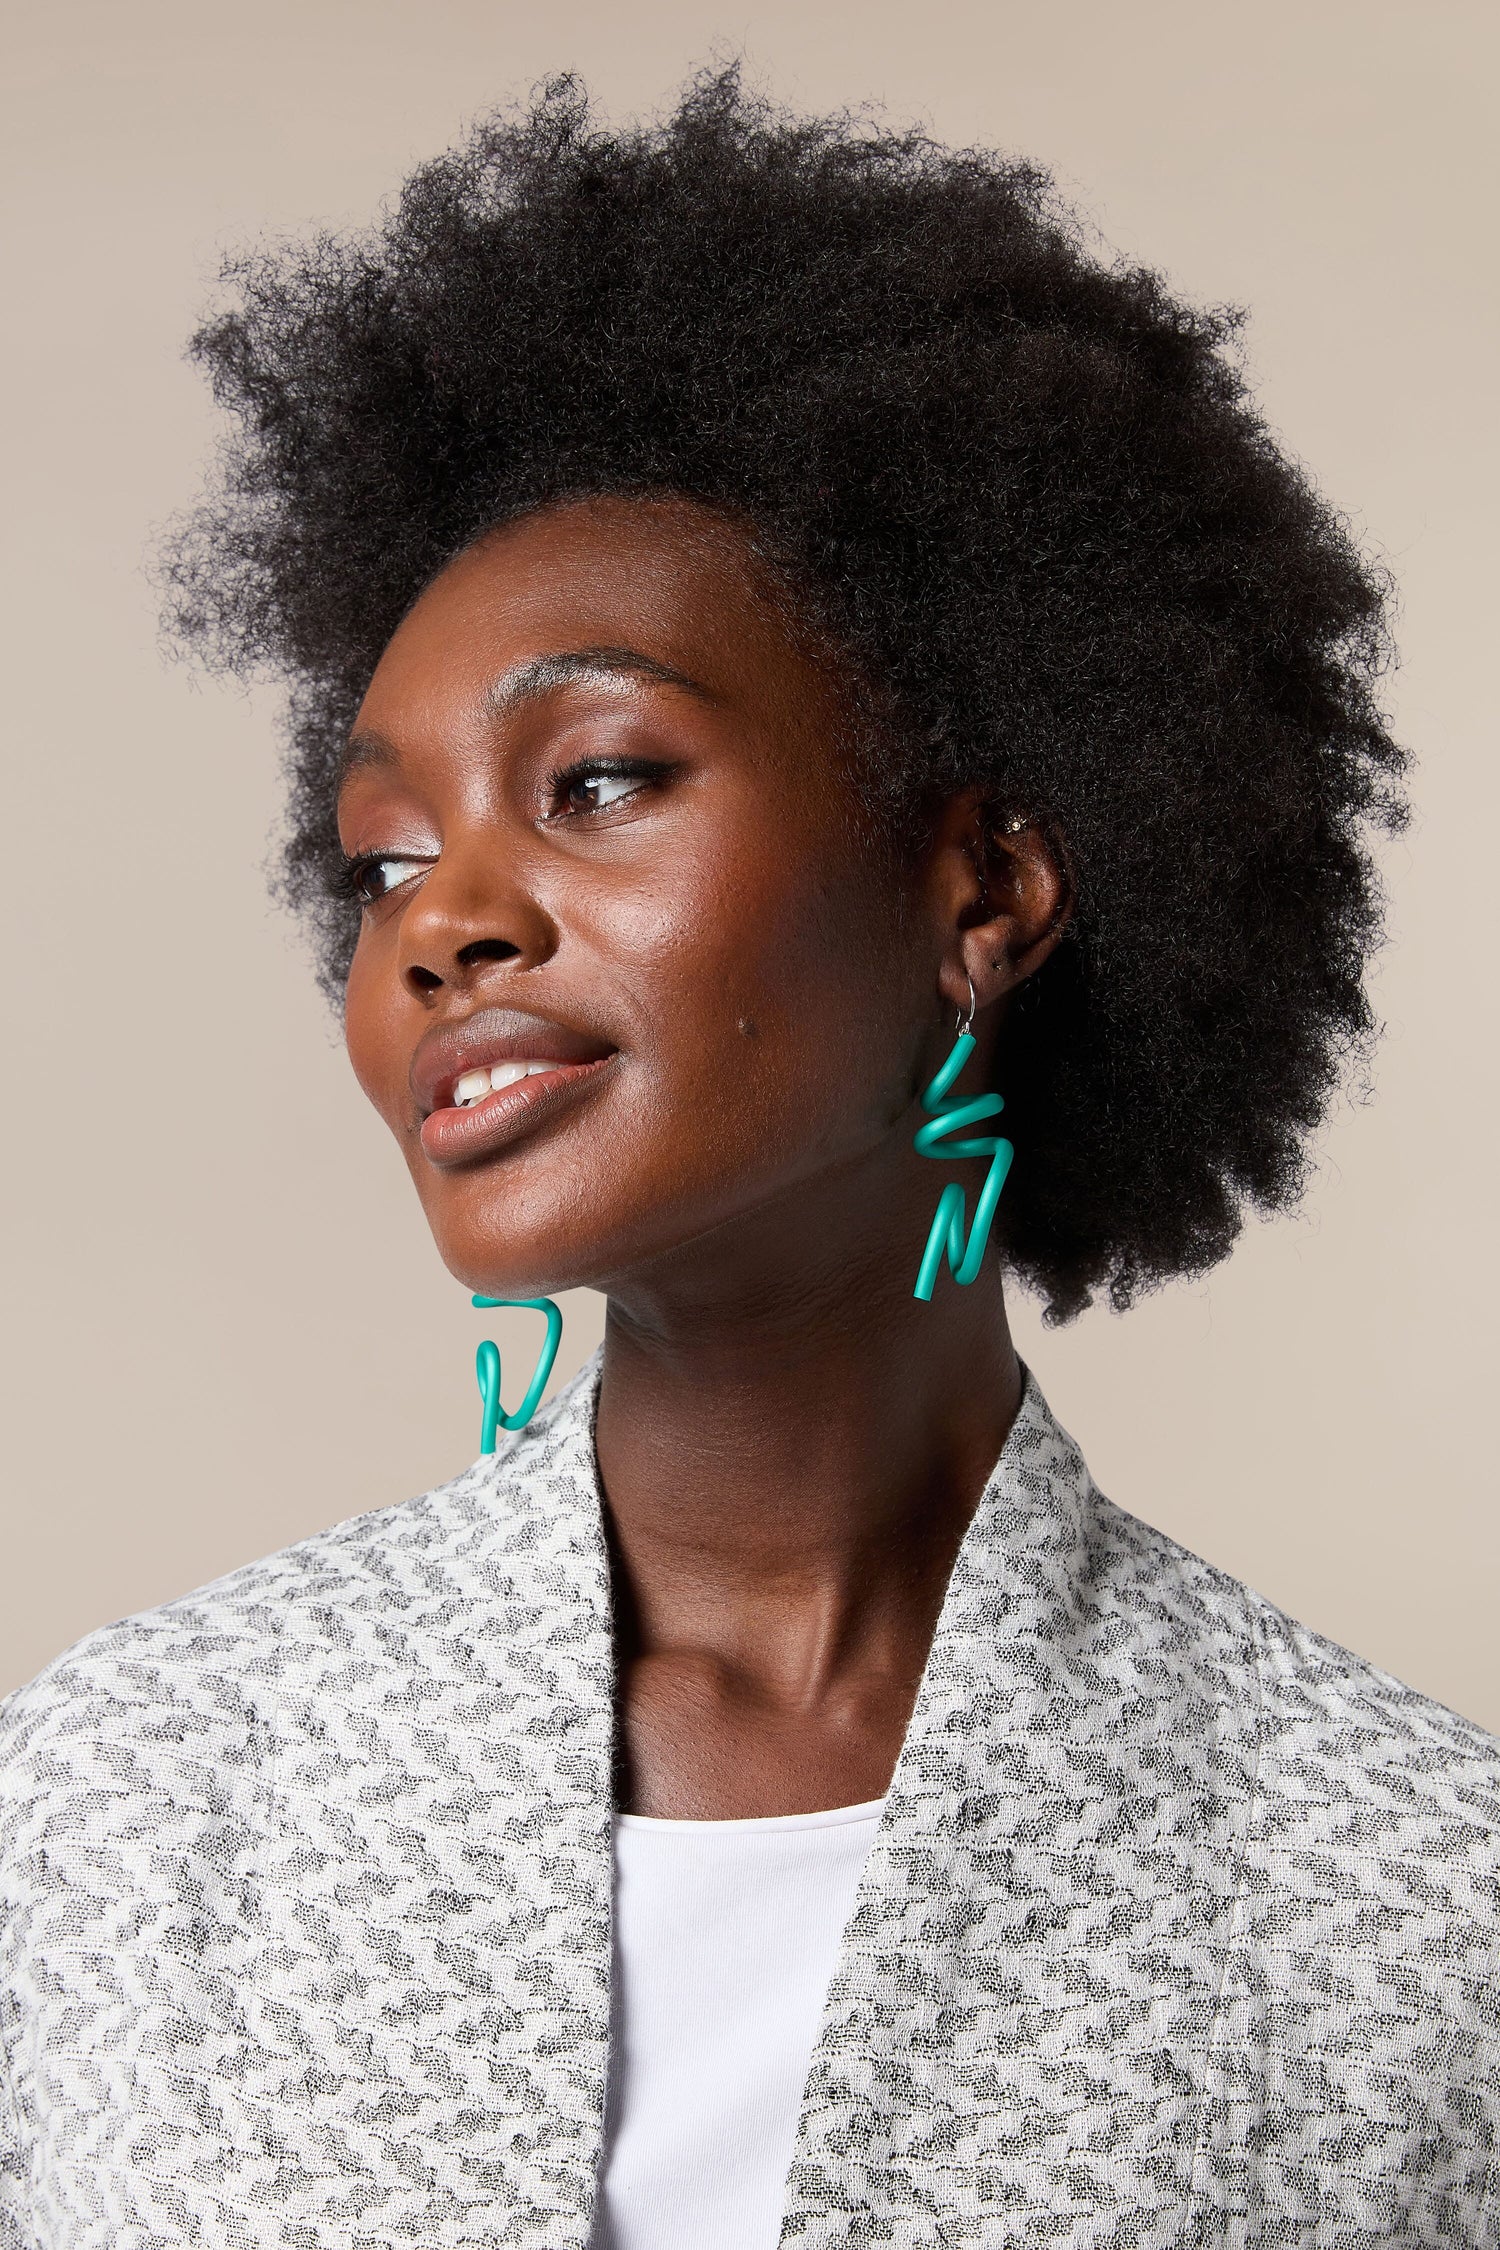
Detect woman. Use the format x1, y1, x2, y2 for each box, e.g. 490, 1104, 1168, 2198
3, 69, 1496, 2249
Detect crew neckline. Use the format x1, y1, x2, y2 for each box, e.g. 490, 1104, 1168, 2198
617, 1797, 886, 1835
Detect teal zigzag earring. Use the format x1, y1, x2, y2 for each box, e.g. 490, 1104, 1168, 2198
471, 1295, 563, 1452
912, 977, 1015, 1302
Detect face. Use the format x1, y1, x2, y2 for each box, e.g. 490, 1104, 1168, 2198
338, 496, 953, 1306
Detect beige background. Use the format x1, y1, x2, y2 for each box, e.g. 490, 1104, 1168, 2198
2, 0, 1496, 1721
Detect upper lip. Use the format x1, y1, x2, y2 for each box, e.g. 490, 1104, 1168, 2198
410, 1007, 618, 1117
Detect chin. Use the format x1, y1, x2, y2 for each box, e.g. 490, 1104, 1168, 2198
427, 1207, 613, 1302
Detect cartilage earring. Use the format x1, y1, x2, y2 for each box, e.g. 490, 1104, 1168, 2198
471, 1295, 564, 1451
912, 976, 1014, 1302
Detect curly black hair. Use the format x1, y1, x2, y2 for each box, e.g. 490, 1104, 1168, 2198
162, 66, 1405, 1321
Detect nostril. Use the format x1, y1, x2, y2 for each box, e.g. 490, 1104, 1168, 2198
455, 938, 523, 969
405, 964, 443, 996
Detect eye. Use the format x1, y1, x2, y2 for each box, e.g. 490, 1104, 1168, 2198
346, 853, 428, 907
552, 759, 665, 817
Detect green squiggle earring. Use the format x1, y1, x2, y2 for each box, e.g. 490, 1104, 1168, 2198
913, 983, 1014, 1302
472, 1295, 564, 1451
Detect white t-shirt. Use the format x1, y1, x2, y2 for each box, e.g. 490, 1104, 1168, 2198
589, 1798, 885, 2250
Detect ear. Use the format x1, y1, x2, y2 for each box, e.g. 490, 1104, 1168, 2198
926, 788, 1074, 1018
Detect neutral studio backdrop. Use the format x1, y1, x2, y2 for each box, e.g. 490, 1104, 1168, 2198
2, 0, 1496, 1721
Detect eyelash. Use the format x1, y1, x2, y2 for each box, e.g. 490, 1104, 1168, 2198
337, 758, 670, 908
337, 853, 426, 909
546, 754, 671, 816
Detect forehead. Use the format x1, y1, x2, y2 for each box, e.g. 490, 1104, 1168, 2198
359, 495, 830, 722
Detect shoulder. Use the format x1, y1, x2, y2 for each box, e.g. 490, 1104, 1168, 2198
1102, 1482, 1498, 1780
0, 1364, 601, 1824
1091, 1484, 1500, 1924
5, 1457, 465, 1722
0, 1477, 453, 1852
1243, 1588, 1500, 1952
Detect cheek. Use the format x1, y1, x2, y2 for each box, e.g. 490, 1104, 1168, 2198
590, 839, 916, 1178
339, 816, 928, 1296
342, 933, 411, 1130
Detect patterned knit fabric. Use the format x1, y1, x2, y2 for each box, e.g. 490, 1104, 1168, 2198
2, 1362, 1497, 2246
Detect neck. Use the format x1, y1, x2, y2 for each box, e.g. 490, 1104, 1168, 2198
590, 1141, 1026, 1814
595, 1212, 1021, 1680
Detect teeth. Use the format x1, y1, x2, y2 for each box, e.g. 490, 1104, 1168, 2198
451, 1060, 560, 1107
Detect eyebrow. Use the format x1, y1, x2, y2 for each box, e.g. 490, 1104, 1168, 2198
489, 645, 715, 712
339, 645, 715, 783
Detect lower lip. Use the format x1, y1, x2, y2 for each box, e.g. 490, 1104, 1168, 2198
418, 1057, 617, 1168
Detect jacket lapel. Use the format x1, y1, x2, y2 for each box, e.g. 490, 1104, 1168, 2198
249, 1360, 616, 2245
782, 1369, 1257, 2246
272, 1360, 1248, 2246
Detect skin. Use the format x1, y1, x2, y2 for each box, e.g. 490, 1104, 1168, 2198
340, 494, 1071, 1817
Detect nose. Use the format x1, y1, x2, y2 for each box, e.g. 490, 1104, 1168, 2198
396, 841, 557, 1000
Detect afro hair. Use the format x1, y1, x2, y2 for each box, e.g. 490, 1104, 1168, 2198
162, 66, 1406, 1321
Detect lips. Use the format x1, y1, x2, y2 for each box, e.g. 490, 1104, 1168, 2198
411, 1007, 618, 1167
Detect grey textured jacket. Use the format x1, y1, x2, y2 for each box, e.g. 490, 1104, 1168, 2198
2, 1361, 1498, 2247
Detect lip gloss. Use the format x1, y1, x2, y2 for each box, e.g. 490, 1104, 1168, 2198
419, 1055, 617, 1167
